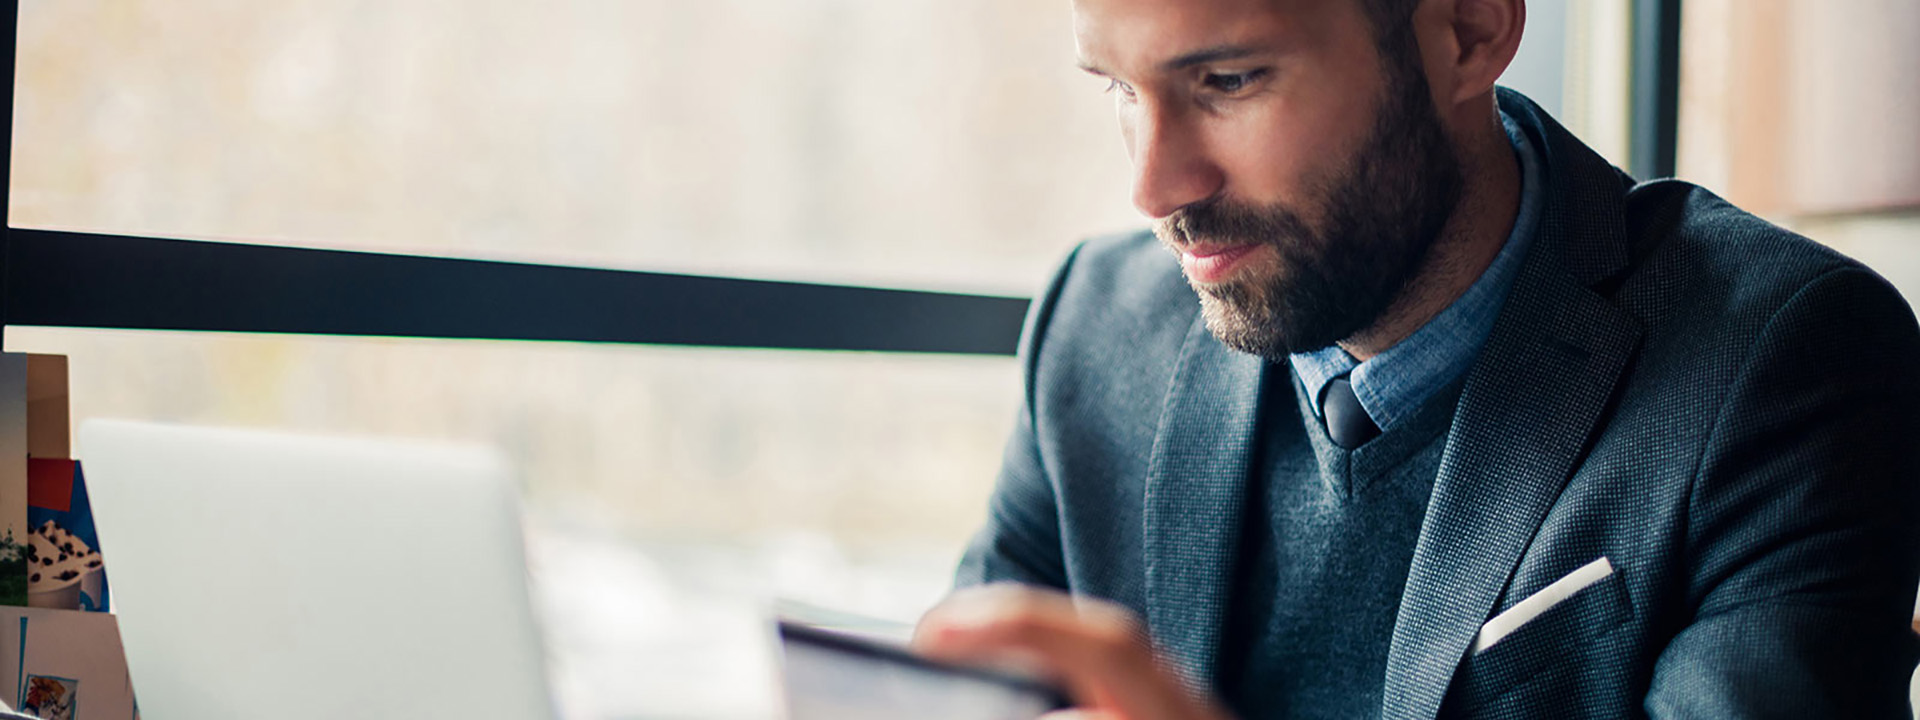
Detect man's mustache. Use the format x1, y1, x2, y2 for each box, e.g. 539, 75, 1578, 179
1155, 199, 1314, 250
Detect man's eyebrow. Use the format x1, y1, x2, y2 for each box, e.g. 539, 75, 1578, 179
1076, 45, 1266, 76
1161, 45, 1262, 71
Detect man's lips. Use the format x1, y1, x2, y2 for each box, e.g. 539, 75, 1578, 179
1179, 243, 1261, 284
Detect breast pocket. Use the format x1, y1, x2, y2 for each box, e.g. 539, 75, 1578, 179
1451, 557, 1634, 710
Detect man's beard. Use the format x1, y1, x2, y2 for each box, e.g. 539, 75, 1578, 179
1154, 65, 1464, 360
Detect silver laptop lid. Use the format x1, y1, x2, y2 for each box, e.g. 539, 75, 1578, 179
80, 420, 555, 720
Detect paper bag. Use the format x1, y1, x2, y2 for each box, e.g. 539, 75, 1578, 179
0, 606, 136, 720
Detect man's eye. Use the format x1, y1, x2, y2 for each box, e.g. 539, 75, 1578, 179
1104, 78, 1137, 100
1202, 69, 1268, 95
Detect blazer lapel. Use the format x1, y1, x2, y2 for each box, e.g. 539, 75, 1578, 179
1380, 91, 1647, 720
1143, 313, 1266, 693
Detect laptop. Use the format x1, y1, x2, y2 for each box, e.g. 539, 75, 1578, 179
79, 420, 556, 720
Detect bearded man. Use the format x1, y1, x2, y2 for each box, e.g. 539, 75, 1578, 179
911, 0, 1920, 718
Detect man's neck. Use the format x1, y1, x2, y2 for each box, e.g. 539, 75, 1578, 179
1339, 101, 1522, 362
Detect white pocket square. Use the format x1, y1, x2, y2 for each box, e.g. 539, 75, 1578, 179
1473, 556, 1614, 654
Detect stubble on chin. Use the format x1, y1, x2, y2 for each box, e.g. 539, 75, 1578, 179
1154, 208, 1319, 360
1156, 229, 1294, 360
1193, 271, 1290, 359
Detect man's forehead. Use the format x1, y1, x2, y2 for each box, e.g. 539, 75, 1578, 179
1072, 0, 1341, 70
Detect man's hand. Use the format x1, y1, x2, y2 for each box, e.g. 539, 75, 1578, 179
912, 584, 1235, 720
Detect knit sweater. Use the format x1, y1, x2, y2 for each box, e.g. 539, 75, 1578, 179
1217, 366, 1467, 719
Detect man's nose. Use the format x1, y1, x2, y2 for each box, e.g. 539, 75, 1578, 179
1128, 105, 1223, 220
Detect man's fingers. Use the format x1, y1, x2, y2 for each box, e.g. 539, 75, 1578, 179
914, 585, 1227, 720
1040, 710, 1119, 720
914, 585, 1148, 682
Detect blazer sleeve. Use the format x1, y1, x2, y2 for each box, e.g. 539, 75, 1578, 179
1645, 266, 1920, 718
951, 243, 1087, 591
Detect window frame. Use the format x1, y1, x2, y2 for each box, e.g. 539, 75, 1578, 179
0, 1, 1681, 351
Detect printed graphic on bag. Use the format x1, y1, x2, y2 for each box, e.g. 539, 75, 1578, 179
26, 460, 110, 612
22, 673, 77, 720
27, 521, 101, 586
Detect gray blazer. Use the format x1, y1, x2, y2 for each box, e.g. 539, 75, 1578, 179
956, 89, 1920, 718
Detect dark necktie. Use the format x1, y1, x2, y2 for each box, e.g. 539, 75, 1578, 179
1321, 375, 1380, 449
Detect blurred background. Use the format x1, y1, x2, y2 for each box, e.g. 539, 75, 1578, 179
5, 0, 1917, 717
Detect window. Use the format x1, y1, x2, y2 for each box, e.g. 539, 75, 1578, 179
7, 1, 1672, 716
10, 2, 1145, 716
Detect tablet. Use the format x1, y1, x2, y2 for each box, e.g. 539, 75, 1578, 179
778, 620, 1072, 720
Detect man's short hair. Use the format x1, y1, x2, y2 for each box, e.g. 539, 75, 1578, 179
1359, 0, 1425, 80
1360, 0, 1421, 42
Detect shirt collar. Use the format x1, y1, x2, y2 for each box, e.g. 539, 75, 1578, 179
1290, 109, 1546, 429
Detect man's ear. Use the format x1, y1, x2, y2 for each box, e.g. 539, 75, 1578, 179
1417, 0, 1525, 106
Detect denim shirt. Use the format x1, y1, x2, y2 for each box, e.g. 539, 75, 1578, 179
1289, 111, 1546, 432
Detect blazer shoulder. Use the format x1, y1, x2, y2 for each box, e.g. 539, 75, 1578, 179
1038, 230, 1199, 354
1615, 180, 1911, 337
1062, 230, 1196, 313
1019, 231, 1203, 432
